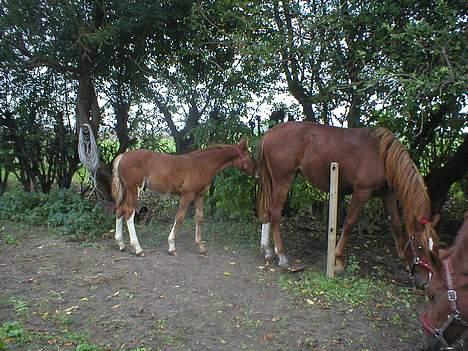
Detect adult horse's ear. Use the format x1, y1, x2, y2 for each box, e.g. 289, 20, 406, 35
429, 249, 443, 271
431, 213, 441, 228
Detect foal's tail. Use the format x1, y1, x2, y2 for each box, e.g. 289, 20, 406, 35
257, 137, 272, 223
372, 128, 437, 249
112, 154, 126, 206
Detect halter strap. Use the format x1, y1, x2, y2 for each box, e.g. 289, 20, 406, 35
404, 236, 435, 279
444, 257, 460, 313
419, 216, 432, 225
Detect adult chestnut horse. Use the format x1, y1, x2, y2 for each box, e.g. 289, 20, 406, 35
112, 139, 255, 256
421, 213, 468, 350
257, 121, 438, 289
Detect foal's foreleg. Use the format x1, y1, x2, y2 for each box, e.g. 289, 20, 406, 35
168, 194, 193, 255
194, 196, 207, 255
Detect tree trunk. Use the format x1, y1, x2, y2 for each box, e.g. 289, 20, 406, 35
426, 134, 468, 215
115, 101, 131, 155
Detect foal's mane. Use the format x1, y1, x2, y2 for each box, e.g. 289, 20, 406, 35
372, 127, 438, 250
187, 144, 234, 155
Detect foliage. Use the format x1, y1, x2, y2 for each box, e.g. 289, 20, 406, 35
0, 189, 113, 237
0, 0, 466, 218
0, 321, 25, 350
207, 169, 256, 220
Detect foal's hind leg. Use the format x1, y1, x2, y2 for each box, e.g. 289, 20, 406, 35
381, 193, 405, 260
194, 196, 207, 255
122, 190, 144, 256
168, 194, 194, 255
335, 191, 371, 274
115, 216, 125, 251
126, 211, 144, 256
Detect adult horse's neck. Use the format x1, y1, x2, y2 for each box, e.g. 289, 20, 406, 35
451, 216, 468, 273
193, 145, 238, 178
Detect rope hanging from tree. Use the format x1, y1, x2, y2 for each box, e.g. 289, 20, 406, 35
78, 123, 100, 197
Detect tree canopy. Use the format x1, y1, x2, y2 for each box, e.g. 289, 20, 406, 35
0, 0, 466, 213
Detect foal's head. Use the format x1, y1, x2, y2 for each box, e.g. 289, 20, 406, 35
421, 214, 468, 350
233, 138, 256, 176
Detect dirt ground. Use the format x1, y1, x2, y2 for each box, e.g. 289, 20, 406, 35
0, 217, 433, 351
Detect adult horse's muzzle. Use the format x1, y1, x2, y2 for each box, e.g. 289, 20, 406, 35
422, 329, 468, 351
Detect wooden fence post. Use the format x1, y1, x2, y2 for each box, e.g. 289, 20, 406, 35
326, 162, 339, 278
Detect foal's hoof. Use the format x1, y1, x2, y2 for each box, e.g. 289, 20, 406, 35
168, 250, 177, 256
198, 244, 208, 256
136, 251, 145, 257
334, 265, 345, 275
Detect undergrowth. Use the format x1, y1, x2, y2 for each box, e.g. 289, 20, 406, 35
0, 189, 113, 237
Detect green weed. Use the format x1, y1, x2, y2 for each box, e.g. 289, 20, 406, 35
3, 234, 18, 245
10, 297, 29, 316
0, 321, 26, 349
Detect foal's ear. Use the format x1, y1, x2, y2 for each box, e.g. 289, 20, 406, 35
239, 137, 249, 150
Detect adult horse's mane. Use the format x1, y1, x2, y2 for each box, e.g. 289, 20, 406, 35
371, 127, 438, 250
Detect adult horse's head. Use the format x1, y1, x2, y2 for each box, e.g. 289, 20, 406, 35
403, 214, 441, 290
421, 213, 468, 351
233, 138, 256, 176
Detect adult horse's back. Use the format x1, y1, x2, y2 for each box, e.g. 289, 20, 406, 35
257, 121, 438, 288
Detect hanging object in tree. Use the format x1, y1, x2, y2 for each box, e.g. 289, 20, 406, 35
78, 123, 100, 197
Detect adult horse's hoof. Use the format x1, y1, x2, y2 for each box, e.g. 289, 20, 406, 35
168, 250, 177, 256
264, 254, 274, 263
279, 263, 306, 273
136, 251, 145, 257
119, 246, 126, 252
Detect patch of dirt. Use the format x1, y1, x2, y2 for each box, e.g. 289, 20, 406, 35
0, 219, 427, 351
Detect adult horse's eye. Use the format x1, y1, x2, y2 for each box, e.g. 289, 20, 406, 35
427, 295, 434, 300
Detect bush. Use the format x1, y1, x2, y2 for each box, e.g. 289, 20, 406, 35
0, 189, 113, 237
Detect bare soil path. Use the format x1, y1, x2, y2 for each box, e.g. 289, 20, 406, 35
0, 220, 425, 350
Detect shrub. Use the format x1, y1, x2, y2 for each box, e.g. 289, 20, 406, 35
0, 189, 113, 237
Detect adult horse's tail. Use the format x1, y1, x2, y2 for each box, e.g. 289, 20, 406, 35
372, 128, 437, 249
257, 137, 272, 223
112, 154, 125, 206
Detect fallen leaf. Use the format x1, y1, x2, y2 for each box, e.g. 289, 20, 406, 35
223, 272, 231, 277
263, 332, 274, 341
